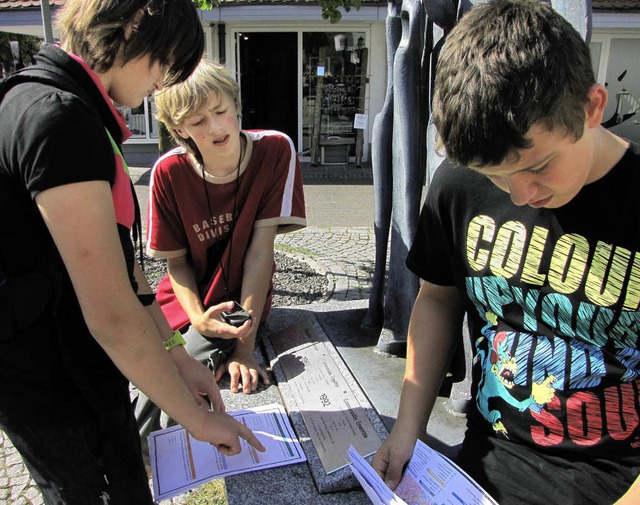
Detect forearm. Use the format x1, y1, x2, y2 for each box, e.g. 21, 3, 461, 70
134, 260, 173, 337
393, 283, 464, 438
35, 182, 205, 434
238, 257, 272, 348
134, 258, 193, 365
167, 256, 206, 324
236, 227, 277, 351
93, 298, 206, 433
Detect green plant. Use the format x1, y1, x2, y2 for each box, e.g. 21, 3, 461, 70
275, 243, 315, 256
193, 0, 361, 23
185, 479, 228, 505
0, 33, 42, 76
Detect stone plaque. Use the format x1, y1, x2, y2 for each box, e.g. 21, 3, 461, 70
268, 319, 383, 474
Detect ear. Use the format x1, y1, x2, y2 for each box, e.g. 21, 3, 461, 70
175, 127, 190, 140
584, 83, 608, 129
124, 8, 145, 41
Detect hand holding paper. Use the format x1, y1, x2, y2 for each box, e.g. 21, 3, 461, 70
348, 440, 499, 505
371, 430, 417, 491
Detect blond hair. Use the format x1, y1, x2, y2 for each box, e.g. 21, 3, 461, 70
155, 59, 240, 161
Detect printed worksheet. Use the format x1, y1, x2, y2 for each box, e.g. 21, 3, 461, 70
149, 403, 306, 502
348, 440, 498, 505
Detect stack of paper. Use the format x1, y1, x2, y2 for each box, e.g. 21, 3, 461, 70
347, 440, 499, 505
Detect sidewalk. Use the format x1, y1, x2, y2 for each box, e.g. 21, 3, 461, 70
0, 163, 469, 503
0, 226, 378, 504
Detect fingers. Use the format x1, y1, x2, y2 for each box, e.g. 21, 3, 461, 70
214, 362, 228, 383
206, 301, 235, 317
195, 394, 211, 410
371, 450, 389, 480
203, 386, 225, 413
372, 441, 411, 490
381, 455, 406, 490
258, 366, 271, 386
205, 415, 266, 457
239, 425, 266, 453
240, 366, 258, 394
227, 362, 269, 394
216, 440, 242, 456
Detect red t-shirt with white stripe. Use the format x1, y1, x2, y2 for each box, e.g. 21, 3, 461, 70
147, 130, 306, 330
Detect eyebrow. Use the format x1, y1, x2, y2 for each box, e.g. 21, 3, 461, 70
185, 99, 225, 120
470, 152, 555, 177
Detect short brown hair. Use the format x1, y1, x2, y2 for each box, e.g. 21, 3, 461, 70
432, 0, 595, 167
56, 0, 204, 86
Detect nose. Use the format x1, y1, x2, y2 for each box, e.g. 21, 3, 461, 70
155, 75, 165, 92
505, 173, 537, 206
206, 114, 223, 133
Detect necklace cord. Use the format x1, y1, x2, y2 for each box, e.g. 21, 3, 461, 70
201, 139, 243, 303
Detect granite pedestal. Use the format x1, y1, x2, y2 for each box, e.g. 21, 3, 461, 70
221, 300, 467, 504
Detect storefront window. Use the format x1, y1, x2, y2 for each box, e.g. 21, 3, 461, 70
119, 96, 159, 141
303, 32, 367, 165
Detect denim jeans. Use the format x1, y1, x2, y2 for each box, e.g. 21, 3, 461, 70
0, 402, 153, 505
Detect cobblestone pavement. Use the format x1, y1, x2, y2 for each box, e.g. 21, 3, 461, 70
0, 226, 376, 504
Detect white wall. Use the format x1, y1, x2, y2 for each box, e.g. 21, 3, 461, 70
592, 19, 640, 143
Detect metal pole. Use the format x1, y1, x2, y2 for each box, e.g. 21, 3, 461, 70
40, 0, 54, 43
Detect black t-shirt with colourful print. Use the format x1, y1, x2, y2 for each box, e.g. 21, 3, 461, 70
407, 144, 640, 503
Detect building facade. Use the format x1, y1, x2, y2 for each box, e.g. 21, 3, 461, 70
0, 0, 639, 166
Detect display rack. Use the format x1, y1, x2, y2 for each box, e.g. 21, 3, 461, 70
310, 48, 368, 166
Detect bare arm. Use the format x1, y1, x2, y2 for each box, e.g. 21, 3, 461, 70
372, 281, 465, 489
133, 261, 224, 412
222, 224, 278, 393
36, 181, 264, 455
166, 255, 252, 340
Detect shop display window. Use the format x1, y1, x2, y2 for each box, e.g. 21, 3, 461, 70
591, 36, 640, 143
303, 31, 367, 165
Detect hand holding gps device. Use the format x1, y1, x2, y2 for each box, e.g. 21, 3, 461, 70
221, 301, 252, 327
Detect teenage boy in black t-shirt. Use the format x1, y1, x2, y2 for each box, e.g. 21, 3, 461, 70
372, 1, 640, 503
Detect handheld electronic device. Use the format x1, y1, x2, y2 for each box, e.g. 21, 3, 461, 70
221, 301, 251, 327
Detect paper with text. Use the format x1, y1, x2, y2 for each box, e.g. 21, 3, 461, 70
347, 440, 498, 505
149, 403, 306, 502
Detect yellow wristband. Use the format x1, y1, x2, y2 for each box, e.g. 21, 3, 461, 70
164, 330, 186, 351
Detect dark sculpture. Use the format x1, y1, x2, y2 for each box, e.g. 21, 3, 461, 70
365, 0, 592, 367
364, 0, 458, 356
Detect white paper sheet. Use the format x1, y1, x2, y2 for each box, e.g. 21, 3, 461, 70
149, 403, 306, 502
347, 440, 499, 505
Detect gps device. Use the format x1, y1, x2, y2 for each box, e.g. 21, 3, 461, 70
221, 301, 251, 327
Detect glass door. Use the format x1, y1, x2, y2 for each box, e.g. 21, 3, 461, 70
303, 32, 367, 165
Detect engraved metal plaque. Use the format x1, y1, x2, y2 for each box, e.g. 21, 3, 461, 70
269, 319, 383, 474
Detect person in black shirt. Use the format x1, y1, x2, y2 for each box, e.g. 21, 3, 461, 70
372, 1, 640, 503
0, 1, 264, 503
